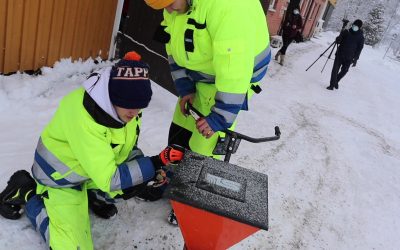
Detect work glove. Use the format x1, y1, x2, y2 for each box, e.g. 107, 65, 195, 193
159, 144, 185, 166
352, 59, 357, 67
150, 145, 185, 168
148, 145, 185, 188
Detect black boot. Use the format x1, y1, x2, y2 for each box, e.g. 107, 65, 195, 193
167, 209, 178, 226
274, 51, 281, 61
88, 191, 118, 219
0, 170, 36, 220
326, 86, 334, 90
0, 170, 36, 205
0, 203, 23, 220
134, 185, 164, 202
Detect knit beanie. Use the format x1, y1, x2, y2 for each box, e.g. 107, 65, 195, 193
145, 0, 174, 9
109, 51, 152, 109
353, 19, 363, 28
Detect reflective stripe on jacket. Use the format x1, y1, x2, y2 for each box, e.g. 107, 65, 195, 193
32, 85, 155, 193
163, 0, 271, 131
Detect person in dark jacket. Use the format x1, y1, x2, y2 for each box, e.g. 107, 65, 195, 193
327, 19, 365, 90
275, 6, 303, 65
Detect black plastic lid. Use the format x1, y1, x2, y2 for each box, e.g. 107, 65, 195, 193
165, 151, 268, 230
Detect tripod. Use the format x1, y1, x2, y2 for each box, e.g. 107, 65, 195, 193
305, 40, 337, 72
305, 19, 349, 72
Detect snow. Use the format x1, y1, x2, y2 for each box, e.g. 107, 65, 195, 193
326, 0, 400, 48
1, 31, 400, 249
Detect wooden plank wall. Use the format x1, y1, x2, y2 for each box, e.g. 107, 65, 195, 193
0, 0, 118, 74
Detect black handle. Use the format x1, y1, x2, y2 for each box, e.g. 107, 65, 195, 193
224, 126, 281, 143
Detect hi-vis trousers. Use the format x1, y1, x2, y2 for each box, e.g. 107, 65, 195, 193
26, 182, 117, 250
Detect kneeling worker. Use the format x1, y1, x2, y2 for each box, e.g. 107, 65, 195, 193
0, 52, 184, 249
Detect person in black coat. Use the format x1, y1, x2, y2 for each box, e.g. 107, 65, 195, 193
275, 6, 303, 65
327, 19, 365, 90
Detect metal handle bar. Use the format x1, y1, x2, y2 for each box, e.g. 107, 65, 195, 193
224, 126, 281, 143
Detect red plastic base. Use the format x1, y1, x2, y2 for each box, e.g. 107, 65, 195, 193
171, 200, 259, 250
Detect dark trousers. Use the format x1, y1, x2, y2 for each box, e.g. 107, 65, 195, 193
278, 36, 294, 55
168, 122, 191, 149
329, 56, 352, 88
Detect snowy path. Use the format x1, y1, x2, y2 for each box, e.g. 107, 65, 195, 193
230, 34, 400, 250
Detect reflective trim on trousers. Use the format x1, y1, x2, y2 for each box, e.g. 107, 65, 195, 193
26, 195, 50, 247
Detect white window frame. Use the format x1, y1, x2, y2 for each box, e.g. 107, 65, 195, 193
280, 0, 289, 17
269, 0, 278, 12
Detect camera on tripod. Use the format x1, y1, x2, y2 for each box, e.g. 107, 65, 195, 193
305, 18, 351, 72
341, 18, 350, 30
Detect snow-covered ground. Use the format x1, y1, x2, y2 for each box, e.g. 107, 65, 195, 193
0, 31, 399, 250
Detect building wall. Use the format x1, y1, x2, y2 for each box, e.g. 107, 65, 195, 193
266, 0, 289, 36
300, 0, 326, 38
116, 0, 176, 95
266, 0, 327, 39
0, 0, 118, 74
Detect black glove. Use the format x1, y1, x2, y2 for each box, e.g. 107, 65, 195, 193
335, 36, 342, 43
117, 182, 163, 201
88, 191, 117, 219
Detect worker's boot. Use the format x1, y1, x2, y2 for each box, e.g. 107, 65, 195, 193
274, 51, 281, 61
167, 209, 178, 226
0, 170, 36, 220
279, 55, 285, 65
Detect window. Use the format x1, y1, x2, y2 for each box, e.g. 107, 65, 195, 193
269, 0, 279, 11
280, 0, 289, 17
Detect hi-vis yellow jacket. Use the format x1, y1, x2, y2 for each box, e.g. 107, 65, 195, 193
31, 67, 156, 195
162, 0, 271, 131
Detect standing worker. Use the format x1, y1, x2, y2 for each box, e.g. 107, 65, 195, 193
145, 0, 271, 224
0, 52, 184, 249
275, 5, 303, 65
327, 19, 364, 90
